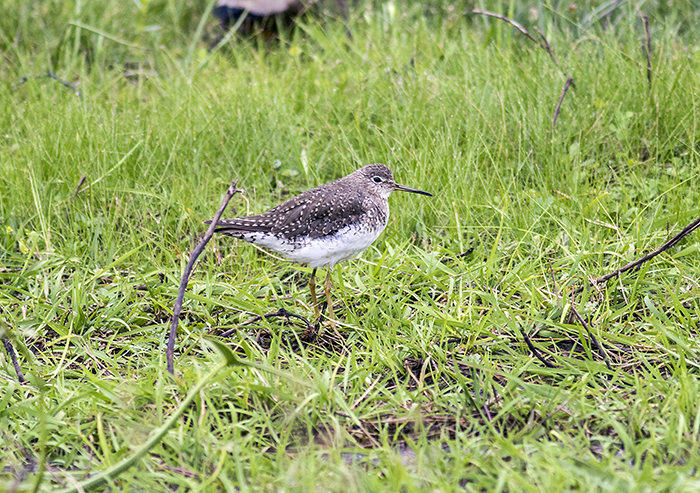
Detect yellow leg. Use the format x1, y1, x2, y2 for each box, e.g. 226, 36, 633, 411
309, 268, 320, 319
324, 268, 341, 337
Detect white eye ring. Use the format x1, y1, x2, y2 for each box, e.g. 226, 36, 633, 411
372, 176, 383, 183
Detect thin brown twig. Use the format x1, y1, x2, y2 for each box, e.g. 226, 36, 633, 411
533, 26, 558, 64
404, 360, 421, 388
2, 337, 25, 384
351, 375, 382, 410
483, 403, 492, 422
72, 174, 87, 198
240, 308, 311, 329
526, 257, 612, 371
13, 71, 82, 98
166, 180, 240, 375
46, 71, 82, 98
456, 247, 475, 259
518, 326, 557, 368
526, 214, 700, 371
356, 420, 382, 448
472, 10, 557, 64
569, 303, 612, 371
582, 215, 700, 292
642, 15, 652, 90
472, 10, 538, 44
220, 308, 311, 338
552, 77, 574, 131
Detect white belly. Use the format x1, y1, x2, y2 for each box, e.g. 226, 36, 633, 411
242, 223, 386, 268
217, 0, 299, 15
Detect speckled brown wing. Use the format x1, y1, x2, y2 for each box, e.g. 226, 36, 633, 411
264, 184, 368, 239
212, 181, 368, 240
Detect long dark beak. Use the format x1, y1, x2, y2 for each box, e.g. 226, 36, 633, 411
395, 183, 433, 197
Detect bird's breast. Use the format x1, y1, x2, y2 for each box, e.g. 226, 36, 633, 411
281, 221, 387, 268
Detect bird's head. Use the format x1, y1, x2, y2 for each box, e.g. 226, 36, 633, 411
355, 164, 433, 199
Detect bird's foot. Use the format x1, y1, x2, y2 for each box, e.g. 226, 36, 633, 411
312, 300, 342, 339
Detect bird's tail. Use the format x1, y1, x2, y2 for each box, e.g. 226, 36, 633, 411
203, 218, 272, 234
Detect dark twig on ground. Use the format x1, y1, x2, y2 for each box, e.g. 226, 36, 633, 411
583, 215, 700, 292
643, 15, 652, 90
166, 180, 240, 375
72, 174, 87, 198
472, 10, 557, 64
446, 336, 469, 345
299, 321, 319, 343
2, 337, 26, 383
570, 303, 612, 371
14, 71, 82, 98
456, 247, 475, 258
527, 216, 700, 370
551, 77, 574, 131
519, 326, 557, 368
46, 71, 82, 98
533, 26, 557, 64
483, 403, 492, 422
220, 308, 312, 338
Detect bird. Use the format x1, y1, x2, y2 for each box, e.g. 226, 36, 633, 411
213, 0, 310, 36
210, 164, 432, 330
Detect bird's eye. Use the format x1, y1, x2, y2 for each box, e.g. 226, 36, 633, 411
372, 176, 383, 183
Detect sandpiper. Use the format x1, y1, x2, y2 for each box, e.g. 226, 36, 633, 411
212, 164, 432, 328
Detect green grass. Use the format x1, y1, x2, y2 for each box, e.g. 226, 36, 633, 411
2, 0, 700, 491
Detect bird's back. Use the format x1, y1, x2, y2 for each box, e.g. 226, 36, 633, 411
214, 174, 389, 242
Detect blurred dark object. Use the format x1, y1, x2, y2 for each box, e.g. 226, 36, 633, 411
214, 0, 310, 35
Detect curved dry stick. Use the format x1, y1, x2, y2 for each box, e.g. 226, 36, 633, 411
472, 10, 557, 65
72, 174, 87, 198
642, 15, 651, 89
570, 303, 611, 371
166, 180, 240, 375
534, 26, 558, 64
13, 71, 82, 98
2, 337, 25, 383
46, 71, 82, 98
526, 216, 700, 370
552, 77, 574, 131
583, 215, 700, 292
220, 308, 312, 338
519, 326, 557, 368
643, 15, 652, 90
